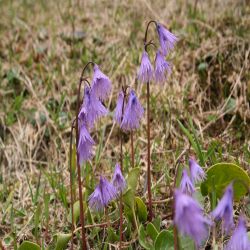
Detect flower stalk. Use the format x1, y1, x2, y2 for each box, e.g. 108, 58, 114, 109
75, 62, 94, 250
69, 119, 76, 250
119, 86, 127, 249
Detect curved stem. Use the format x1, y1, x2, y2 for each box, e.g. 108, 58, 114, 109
75, 67, 92, 250
69, 119, 76, 250
144, 41, 157, 52
79, 61, 95, 82
144, 20, 157, 45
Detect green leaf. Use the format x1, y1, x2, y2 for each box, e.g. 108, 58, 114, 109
146, 223, 158, 241
123, 188, 135, 209
138, 225, 154, 250
127, 167, 140, 191
54, 233, 71, 250
67, 200, 80, 224
154, 230, 174, 250
179, 236, 195, 250
135, 197, 148, 223
19, 241, 40, 250
107, 227, 119, 243
201, 163, 250, 201
177, 120, 204, 165
152, 216, 161, 232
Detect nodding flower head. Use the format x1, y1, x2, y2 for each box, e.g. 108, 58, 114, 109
156, 23, 178, 56
189, 158, 206, 184
211, 183, 234, 234
138, 50, 154, 83
225, 216, 250, 250
114, 91, 125, 126
82, 85, 108, 128
121, 90, 144, 131
112, 163, 126, 193
154, 50, 171, 83
88, 176, 117, 211
174, 189, 212, 247
77, 122, 95, 165
91, 64, 112, 101
179, 169, 195, 195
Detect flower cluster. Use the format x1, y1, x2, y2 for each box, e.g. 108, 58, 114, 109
88, 163, 126, 211
77, 64, 111, 165
176, 159, 249, 248
114, 89, 144, 131
179, 158, 205, 195
138, 22, 177, 84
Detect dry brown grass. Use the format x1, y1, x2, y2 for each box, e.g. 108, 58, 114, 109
0, 0, 249, 249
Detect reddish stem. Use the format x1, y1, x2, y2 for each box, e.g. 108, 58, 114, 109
69, 119, 76, 250
75, 62, 94, 250
131, 131, 135, 168
146, 81, 153, 221
119, 87, 127, 249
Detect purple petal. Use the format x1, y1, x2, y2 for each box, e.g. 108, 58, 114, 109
114, 91, 125, 125
77, 123, 95, 165
155, 50, 171, 83
174, 189, 212, 246
82, 85, 108, 128
91, 64, 112, 101
189, 158, 206, 184
211, 183, 234, 234
138, 50, 154, 83
121, 90, 144, 131
225, 216, 250, 250
112, 163, 127, 193
180, 169, 195, 195
156, 23, 178, 56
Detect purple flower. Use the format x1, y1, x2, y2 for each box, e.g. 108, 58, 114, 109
138, 50, 153, 83
156, 23, 178, 56
82, 85, 108, 128
91, 64, 112, 101
121, 90, 144, 131
211, 183, 234, 233
112, 163, 126, 193
114, 91, 125, 126
189, 158, 206, 184
88, 176, 117, 211
225, 216, 250, 250
77, 122, 95, 165
179, 169, 195, 195
174, 189, 212, 247
154, 50, 171, 83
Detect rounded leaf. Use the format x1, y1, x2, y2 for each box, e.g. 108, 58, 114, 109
201, 163, 250, 200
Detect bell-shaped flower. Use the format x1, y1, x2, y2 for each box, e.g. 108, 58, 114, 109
179, 169, 195, 195
82, 85, 108, 128
114, 91, 125, 126
225, 216, 250, 250
121, 90, 144, 131
88, 176, 117, 211
91, 64, 112, 101
138, 50, 154, 83
77, 122, 95, 165
174, 189, 212, 247
156, 23, 178, 56
112, 163, 126, 193
154, 50, 171, 83
211, 183, 234, 234
189, 158, 206, 184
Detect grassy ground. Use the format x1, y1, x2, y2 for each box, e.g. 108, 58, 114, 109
0, 0, 249, 249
